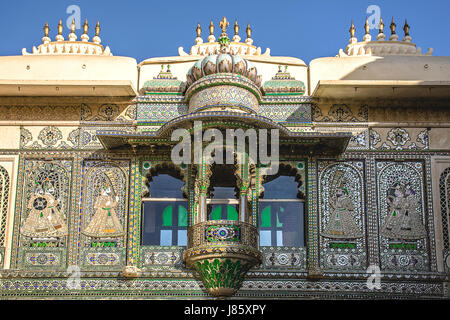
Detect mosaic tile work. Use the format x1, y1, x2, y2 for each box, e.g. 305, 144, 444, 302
439, 166, 450, 271
20, 248, 66, 270
318, 161, 367, 271
376, 161, 430, 272
80, 160, 130, 271
140, 246, 184, 270
137, 103, 188, 123
0, 165, 10, 259
188, 85, 259, 113
257, 247, 307, 271
12, 159, 73, 270
370, 128, 429, 150
259, 104, 312, 123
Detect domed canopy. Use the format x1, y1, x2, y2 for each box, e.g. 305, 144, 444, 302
186, 53, 262, 89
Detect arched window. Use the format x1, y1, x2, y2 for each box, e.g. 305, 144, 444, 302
259, 167, 305, 247
141, 166, 187, 246
207, 164, 239, 221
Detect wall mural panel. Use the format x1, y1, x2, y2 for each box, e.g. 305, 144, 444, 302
318, 161, 367, 271
439, 166, 450, 271
376, 161, 430, 272
16, 160, 72, 270
80, 160, 130, 270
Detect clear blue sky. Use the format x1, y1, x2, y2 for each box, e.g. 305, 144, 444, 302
0, 0, 448, 64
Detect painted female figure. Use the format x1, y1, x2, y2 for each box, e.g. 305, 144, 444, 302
21, 186, 68, 238
322, 187, 363, 239
399, 185, 427, 239
381, 183, 426, 240
82, 185, 124, 238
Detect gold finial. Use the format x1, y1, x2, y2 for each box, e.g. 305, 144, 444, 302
83, 19, 89, 34
403, 19, 410, 36
209, 19, 214, 35
378, 17, 384, 34
219, 17, 229, 34
196, 23, 201, 37
95, 20, 101, 37
246, 22, 252, 38
234, 19, 239, 35
43, 22, 49, 37
364, 18, 370, 34
349, 20, 355, 38
70, 18, 76, 33
390, 17, 396, 34
58, 19, 63, 35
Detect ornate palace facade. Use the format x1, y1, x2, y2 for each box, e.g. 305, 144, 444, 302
0, 17, 449, 299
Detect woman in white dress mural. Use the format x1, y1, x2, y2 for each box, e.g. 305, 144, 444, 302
82, 184, 124, 238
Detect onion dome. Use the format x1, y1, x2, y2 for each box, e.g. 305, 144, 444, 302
140, 65, 185, 95
184, 18, 263, 116
186, 53, 262, 89
262, 65, 306, 95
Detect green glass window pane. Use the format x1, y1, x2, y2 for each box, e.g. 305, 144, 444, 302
178, 205, 188, 227
162, 205, 173, 226
276, 206, 284, 227
210, 206, 222, 220
261, 206, 271, 227
227, 205, 238, 221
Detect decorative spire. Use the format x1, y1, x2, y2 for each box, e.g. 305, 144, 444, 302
403, 19, 411, 42
389, 17, 398, 41
93, 20, 101, 44
196, 23, 201, 37
403, 19, 410, 36
349, 20, 357, 44
195, 22, 203, 45
42, 22, 51, 44
219, 17, 229, 37
207, 19, 215, 43
81, 19, 89, 42
95, 20, 100, 36
217, 18, 231, 53
23, 19, 113, 56
56, 19, 64, 41
233, 19, 241, 42
363, 17, 371, 42
390, 17, 396, 34
377, 17, 385, 41
349, 20, 355, 38
245, 22, 253, 45
44, 22, 49, 37
68, 18, 77, 41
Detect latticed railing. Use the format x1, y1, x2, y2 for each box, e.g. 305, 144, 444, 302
187, 219, 258, 249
